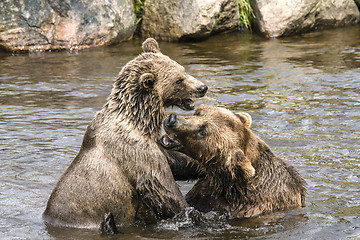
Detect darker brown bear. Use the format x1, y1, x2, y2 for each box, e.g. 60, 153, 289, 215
43, 38, 207, 229
161, 105, 306, 219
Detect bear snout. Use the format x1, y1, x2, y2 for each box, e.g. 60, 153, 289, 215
164, 114, 177, 128
196, 85, 208, 97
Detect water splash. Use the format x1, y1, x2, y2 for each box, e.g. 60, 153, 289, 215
157, 207, 229, 231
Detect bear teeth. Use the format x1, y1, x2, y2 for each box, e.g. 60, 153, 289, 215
182, 98, 195, 110
160, 134, 181, 149
163, 133, 170, 146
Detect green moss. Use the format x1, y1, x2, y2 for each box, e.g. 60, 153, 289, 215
355, 0, 360, 9
132, 0, 145, 25
238, 0, 254, 30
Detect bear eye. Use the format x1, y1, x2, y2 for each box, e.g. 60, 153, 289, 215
176, 78, 184, 84
198, 126, 206, 138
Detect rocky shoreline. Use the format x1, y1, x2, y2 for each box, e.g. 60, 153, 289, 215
1, 0, 359, 52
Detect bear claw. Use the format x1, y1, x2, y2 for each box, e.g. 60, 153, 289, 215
100, 212, 120, 235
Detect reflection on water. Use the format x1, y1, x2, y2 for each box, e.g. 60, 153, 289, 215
1, 26, 360, 239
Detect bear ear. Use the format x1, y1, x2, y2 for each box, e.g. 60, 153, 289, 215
226, 150, 255, 180
234, 112, 252, 128
142, 38, 161, 53
140, 73, 156, 90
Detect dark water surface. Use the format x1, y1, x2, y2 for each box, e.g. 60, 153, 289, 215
1, 26, 359, 239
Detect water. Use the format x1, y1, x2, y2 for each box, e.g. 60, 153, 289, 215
1, 26, 359, 239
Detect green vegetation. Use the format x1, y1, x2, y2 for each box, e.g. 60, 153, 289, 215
355, 0, 360, 10
238, 0, 254, 30
132, 0, 145, 25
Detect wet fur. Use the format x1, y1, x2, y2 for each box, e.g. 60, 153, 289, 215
165, 106, 306, 219
187, 143, 306, 218
43, 38, 207, 228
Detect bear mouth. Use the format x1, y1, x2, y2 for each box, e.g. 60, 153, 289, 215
159, 133, 181, 149
181, 98, 195, 110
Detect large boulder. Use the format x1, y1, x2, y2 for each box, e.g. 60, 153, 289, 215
0, 0, 136, 51
141, 0, 240, 41
251, 0, 360, 38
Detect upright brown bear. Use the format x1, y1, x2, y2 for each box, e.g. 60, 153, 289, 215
161, 105, 306, 219
43, 38, 207, 229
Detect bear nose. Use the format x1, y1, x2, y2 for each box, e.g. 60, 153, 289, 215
164, 114, 177, 128
197, 85, 208, 96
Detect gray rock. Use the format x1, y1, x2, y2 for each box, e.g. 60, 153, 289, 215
251, 0, 360, 38
0, 0, 136, 51
141, 0, 240, 41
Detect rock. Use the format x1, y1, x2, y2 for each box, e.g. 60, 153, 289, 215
141, 0, 240, 41
0, 0, 136, 52
251, 0, 360, 38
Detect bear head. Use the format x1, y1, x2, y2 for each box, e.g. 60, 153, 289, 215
108, 38, 208, 137
160, 105, 255, 180
141, 38, 207, 110
118, 38, 207, 111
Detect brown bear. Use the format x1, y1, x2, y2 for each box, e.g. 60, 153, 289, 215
43, 38, 208, 229
161, 105, 306, 219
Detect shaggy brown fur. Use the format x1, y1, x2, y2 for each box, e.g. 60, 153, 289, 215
43, 38, 207, 229
161, 105, 306, 219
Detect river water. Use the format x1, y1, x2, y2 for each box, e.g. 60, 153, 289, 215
1, 26, 359, 239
